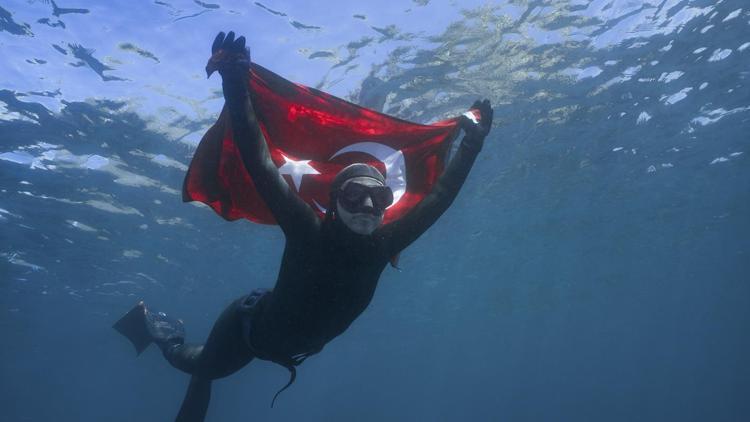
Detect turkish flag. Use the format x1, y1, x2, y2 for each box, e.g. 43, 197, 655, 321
183, 63, 473, 225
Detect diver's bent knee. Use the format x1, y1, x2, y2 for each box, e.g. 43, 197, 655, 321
163, 343, 205, 375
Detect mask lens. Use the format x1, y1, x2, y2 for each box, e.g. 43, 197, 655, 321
341, 183, 367, 203
369, 186, 394, 209
339, 183, 393, 214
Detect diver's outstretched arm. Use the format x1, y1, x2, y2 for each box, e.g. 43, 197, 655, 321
208, 31, 319, 237
380, 100, 493, 254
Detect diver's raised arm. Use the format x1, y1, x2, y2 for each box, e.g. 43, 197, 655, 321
207, 31, 319, 237
380, 100, 493, 255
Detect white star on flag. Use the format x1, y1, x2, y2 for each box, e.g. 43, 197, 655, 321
277, 154, 320, 191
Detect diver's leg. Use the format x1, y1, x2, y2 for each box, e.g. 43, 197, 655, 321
175, 376, 212, 422
114, 298, 253, 377
169, 297, 256, 422
162, 343, 204, 374
115, 297, 255, 422
161, 296, 254, 379
192, 296, 256, 378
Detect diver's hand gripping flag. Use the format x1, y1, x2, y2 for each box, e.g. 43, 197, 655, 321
183, 63, 480, 224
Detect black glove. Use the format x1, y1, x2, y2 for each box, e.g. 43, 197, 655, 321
205, 31, 250, 78
459, 99, 493, 151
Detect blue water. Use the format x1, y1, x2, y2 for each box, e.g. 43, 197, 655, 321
1, 1, 748, 421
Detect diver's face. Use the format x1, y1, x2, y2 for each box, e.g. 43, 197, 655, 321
336, 177, 387, 235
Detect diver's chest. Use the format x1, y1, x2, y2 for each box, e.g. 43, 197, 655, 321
283, 233, 385, 297
294, 243, 382, 293
299, 235, 381, 270
302, 249, 378, 282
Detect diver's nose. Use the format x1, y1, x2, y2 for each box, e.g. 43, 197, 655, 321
362, 195, 374, 208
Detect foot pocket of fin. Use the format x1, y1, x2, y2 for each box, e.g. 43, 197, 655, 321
145, 308, 186, 345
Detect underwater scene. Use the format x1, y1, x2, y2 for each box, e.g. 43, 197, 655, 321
1, 0, 748, 421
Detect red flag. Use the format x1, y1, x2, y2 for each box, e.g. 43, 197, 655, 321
183, 63, 471, 225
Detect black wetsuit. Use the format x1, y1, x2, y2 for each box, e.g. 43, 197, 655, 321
164, 67, 482, 420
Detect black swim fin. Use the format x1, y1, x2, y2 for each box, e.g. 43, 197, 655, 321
113, 301, 151, 355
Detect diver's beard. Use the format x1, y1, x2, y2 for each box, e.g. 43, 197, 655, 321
336, 202, 383, 235
343, 213, 381, 235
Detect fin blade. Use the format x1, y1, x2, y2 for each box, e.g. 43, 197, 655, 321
113, 301, 151, 355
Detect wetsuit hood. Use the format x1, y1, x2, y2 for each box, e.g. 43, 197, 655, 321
330, 163, 385, 193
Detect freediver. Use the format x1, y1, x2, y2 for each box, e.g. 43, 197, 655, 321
113, 31, 493, 422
